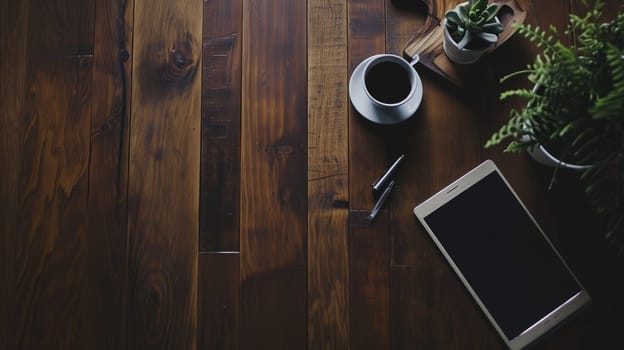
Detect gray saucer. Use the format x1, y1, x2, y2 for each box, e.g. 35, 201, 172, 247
349, 56, 423, 125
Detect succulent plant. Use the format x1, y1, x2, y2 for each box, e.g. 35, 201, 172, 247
445, 0, 504, 50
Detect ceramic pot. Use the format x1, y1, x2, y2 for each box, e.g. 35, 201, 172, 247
442, 15, 499, 64
521, 84, 591, 170
521, 134, 591, 171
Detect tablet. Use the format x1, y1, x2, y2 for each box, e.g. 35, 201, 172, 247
413, 160, 591, 350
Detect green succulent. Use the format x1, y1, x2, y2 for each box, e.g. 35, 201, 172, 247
445, 0, 504, 50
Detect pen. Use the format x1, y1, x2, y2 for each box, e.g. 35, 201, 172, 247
372, 154, 405, 195
368, 180, 395, 222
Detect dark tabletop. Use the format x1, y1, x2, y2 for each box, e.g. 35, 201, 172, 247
1, 0, 623, 349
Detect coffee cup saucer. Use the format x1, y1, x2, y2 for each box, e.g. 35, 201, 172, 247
349, 55, 423, 125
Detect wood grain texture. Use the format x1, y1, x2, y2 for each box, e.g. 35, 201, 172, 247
349, 211, 391, 350
15, 56, 92, 349
387, 0, 428, 56
127, 0, 201, 348
386, 0, 436, 271
200, 0, 242, 252
348, 0, 388, 210
347, 1, 391, 349
240, 264, 306, 350
87, 0, 133, 348
0, 1, 29, 348
418, 0, 461, 19
307, 0, 349, 348
522, 0, 571, 35
27, 0, 95, 55
198, 253, 240, 350
199, 2, 242, 348
398, 0, 457, 80
240, 0, 307, 348
391, 265, 503, 349
5, 1, 623, 349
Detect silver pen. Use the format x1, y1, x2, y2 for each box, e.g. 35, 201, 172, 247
368, 180, 395, 222
372, 154, 405, 195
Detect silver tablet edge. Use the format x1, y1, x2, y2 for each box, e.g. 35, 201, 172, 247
509, 290, 591, 349
413, 159, 497, 218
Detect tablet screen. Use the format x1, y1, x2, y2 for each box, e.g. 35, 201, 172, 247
423, 171, 582, 340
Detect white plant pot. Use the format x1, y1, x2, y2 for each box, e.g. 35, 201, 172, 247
521, 84, 591, 171
521, 134, 591, 171
442, 17, 498, 64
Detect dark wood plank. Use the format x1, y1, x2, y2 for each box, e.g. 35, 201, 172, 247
307, 0, 349, 348
0, 1, 29, 348
199, 1, 242, 347
387, 0, 442, 267
200, 0, 242, 252
14, 56, 92, 349
86, 0, 134, 348
27, 0, 95, 55
387, 0, 428, 57
347, 1, 391, 349
126, 0, 201, 347
198, 253, 240, 350
240, 264, 306, 349
391, 265, 503, 349
239, 0, 307, 348
349, 210, 391, 350
348, 0, 388, 210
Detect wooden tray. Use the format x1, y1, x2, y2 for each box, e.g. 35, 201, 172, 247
403, 0, 527, 87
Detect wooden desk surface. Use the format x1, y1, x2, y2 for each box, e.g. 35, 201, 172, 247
1, 0, 623, 349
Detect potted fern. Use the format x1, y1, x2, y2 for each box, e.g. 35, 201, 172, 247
486, 0, 624, 255
443, 0, 504, 64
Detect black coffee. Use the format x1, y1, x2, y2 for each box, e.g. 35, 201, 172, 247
364, 61, 411, 104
